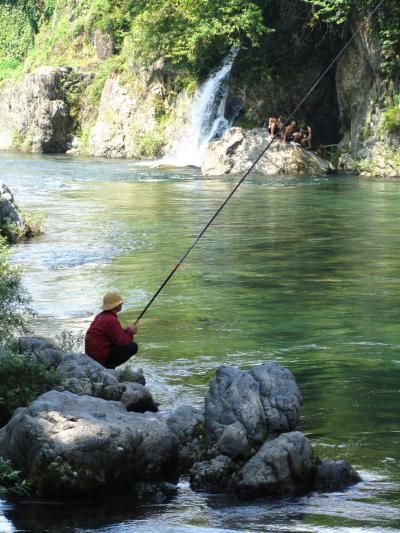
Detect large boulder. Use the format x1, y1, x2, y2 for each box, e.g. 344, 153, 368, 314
201, 127, 334, 176
18, 336, 157, 413
205, 363, 301, 458
191, 362, 360, 496
0, 391, 178, 497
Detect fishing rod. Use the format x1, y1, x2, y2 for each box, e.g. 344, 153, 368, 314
135, 0, 385, 325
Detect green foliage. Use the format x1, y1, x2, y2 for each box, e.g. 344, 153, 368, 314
55, 329, 85, 352
0, 57, 21, 81
0, 351, 60, 427
0, 236, 33, 346
0, 0, 55, 65
0, 457, 30, 498
380, 96, 400, 133
125, 0, 268, 76
304, 0, 400, 77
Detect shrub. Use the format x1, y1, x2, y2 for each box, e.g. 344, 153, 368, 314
0, 351, 60, 427
380, 96, 400, 134
55, 329, 85, 352
0, 236, 33, 346
0, 457, 30, 498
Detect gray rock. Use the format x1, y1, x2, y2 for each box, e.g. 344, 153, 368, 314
202, 127, 333, 177
166, 405, 206, 470
17, 336, 157, 411
120, 382, 158, 413
0, 391, 178, 497
0, 183, 24, 227
204, 363, 301, 458
249, 362, 302, 434
115, 366, 146, 385
190, 455, 239, 492
313, 460, 361, 491
205, 365, 266, 455
232, 432, 319, 497
0, 67, 70, 153
18, 336, 63, 369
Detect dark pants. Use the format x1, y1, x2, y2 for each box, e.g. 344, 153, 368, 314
104, 342, 138, 369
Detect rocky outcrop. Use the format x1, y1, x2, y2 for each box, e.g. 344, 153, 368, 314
0, 183, 24, 228
0, 66, 93, 154
0, 391, 178, 497
0, 349, 360, 499
190, 362, 361, 496
18, 336, 157, 413
202, 128, 334, 176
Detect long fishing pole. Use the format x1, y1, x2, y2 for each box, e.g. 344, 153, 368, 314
135, 0, 385, 325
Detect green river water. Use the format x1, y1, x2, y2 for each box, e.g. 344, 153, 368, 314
0, 152, 399, 532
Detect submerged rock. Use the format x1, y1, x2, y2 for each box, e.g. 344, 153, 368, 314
202, 127, 334, 176
0, 391, 178, 497
314, 460, 362, 491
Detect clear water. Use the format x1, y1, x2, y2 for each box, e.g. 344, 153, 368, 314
0, 152, 399, 532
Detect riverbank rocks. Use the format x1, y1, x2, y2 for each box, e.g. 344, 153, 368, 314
0, 183, 24, 228
201, 127, 334, 176
0, 391, 178, 497
190, 362, 361, 496
18, 336, 157, 413
166, 405, 206, 470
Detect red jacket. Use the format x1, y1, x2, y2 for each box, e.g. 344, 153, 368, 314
85, 311, 134, 364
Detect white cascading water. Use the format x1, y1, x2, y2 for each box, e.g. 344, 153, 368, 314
163, 46, 239, 167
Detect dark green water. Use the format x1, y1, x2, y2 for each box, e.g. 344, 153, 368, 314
0, 153, 399, 532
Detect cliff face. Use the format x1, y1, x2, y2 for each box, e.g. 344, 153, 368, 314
0, 1, 398, 176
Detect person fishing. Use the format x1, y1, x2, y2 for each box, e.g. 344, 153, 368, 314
85, 291, 138, 369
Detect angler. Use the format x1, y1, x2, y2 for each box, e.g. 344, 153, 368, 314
85, 291, 138, 369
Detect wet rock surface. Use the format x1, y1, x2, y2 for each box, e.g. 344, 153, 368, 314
202, 127, 334, 177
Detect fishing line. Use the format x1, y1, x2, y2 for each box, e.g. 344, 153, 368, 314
135, 0, 385, 324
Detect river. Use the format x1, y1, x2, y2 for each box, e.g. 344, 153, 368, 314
0, 152, 399, 532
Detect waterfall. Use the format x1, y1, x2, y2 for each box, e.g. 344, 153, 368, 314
163, 46, 239, 167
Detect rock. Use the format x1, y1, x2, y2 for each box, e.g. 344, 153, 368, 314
249, 362, 302, 435
87, 77, 160, 158
201, 127, 334, 177
0, 67, 70, 153
115, 366, 146, 385
166, 405, 206, 470
0, 391, 178, 497
232, 432, 319, 497
93, 29, 114, 60
18, 336, 157, 411
120, 382, 158, 413
18, 336, 63, 369
0, 183, 24, 228
190, 455, 239, 492
313, 460, 362, 492
204, 362, 301, 458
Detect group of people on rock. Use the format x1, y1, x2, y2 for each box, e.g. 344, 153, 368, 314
267, 115, 312, 149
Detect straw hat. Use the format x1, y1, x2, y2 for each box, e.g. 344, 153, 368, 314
101, 291, 123, 311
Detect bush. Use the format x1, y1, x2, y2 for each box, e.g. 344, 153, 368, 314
0, 457, 30, 498
0, 236, 33, 346
380, 96, 400, 134
0, 351, 60, 427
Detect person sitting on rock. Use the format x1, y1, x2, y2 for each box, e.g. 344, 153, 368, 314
267, 115, 281, 136
284, 120, 299, 143
85, 291, 138, 369
300, 125, 312, 149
